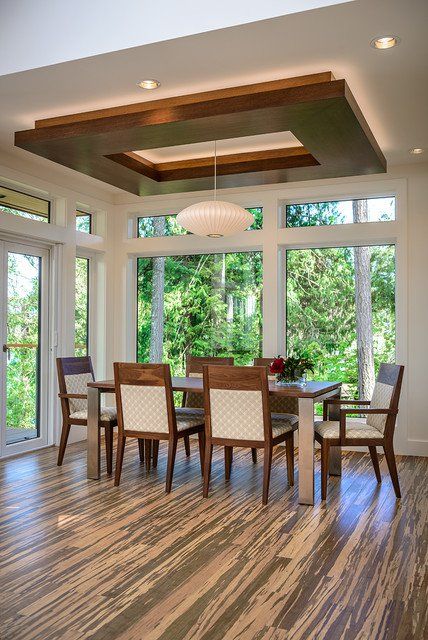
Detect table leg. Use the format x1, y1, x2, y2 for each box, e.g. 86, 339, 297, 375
298, 397, 315, 505
328, 392, 342, 476
87, 386, 101, 479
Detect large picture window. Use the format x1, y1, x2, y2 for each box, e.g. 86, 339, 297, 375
286, 244, 395, 401
75, 257, 90, 356
137, 251, 263, 375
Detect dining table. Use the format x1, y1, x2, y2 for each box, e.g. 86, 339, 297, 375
86, 377, 342, 505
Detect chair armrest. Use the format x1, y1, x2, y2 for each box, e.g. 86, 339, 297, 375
58, 393, 87, 399
324, 398, 371, 406
339, 408, 397, 442
323, 397, 370, 420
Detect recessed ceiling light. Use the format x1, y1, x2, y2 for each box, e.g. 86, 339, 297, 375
137, 79, 161, 90
409, 148, 424, 155
370, 35, 400, 49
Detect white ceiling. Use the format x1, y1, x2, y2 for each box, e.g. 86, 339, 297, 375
136, 132, 303, 163
0, 0, 351, 76
0, 0, 426, 197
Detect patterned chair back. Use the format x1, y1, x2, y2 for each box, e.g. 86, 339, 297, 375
203, 365, 271, 443
367, 363, 404, 435
184, 356, 234, 409
253, 358, 299, 416
56, 356, 94, 415
114, 362, 175, 435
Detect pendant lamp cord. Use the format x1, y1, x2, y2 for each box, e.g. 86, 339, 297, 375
214, 140, 217, 201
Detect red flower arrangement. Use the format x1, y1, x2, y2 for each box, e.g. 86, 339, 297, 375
269, 354, 314, 385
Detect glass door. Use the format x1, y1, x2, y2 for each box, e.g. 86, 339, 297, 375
0, 241, 49, 457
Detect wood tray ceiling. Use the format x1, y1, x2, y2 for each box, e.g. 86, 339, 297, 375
15, 72, 386, 196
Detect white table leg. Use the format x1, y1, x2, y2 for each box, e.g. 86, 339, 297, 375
298, 397, 315, 505
328, 392, 342, 476
87, 386, 101, 479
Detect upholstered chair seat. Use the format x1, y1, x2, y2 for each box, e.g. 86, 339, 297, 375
69, 407, 117, 422
175, 407, 208, 430
271, 413, 299, 437
315, 420, 382, 440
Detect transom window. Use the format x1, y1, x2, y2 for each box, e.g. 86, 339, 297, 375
76, 210, 92, 233
137, 207, 263, 238
284, 196, 395, 228
0, 185, 50, 223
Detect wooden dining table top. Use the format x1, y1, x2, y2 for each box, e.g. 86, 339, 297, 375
88, 377, 341, 398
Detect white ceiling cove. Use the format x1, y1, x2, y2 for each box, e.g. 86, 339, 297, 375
136, 133, 303, 164
0, 0, 426, 196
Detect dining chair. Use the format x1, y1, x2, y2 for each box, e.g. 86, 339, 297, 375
114, 362, 205, 492
253, 357, 299, 463
202, 364, 298, 505
317, 363, 404, 499
182, 355, 234, 456
56, 356, 117, 473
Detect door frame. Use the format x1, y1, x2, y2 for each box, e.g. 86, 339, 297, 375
0, 240, 50, 457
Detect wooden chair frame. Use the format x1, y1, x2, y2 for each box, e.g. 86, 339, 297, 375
56, 356, 117, 473
114, 362, 205, 492
202, 364, 295, 505
182, 355, 234, 457
318, 363, 404, 499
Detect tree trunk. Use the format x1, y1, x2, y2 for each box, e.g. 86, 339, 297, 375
149, 217, 165, 362
353, 200, 375, 398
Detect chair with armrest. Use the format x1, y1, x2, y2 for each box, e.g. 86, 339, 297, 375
203, 364, 298, 505
56, 356, 117, 473
317, 363, 404, 499
114, 362, 205, 492
182, 355, 234, 457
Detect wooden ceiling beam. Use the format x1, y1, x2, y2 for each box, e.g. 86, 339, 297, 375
14, 73, 386, 196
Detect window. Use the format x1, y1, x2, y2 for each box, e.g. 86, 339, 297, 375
284, 196, 395, 228
75, 257, 89, 356
247, 207, 263, 230
137, 207, 263, 237
0, 185, 50, 223
137, 214, 187, 238
137, 251, 263, 375
76, 210, 92, 233
286, 244, 395, 403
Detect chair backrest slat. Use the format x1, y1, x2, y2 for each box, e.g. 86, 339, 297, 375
114, 362, 176, 435
253, 358, 299, 416
203, 365, 271, 443
367, 363, 404, 436
184, 356, 234, 408
56, 356, 94, 415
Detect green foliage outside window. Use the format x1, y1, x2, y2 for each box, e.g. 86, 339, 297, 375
137, 207, 263, 237
137, 252, 263, 376
0, 205, 48, 223
76, 212, 91, 233
286, 243, 396, 403
75, 258, 89, 356
6, 253, 40, 439
285, 197, 395, 227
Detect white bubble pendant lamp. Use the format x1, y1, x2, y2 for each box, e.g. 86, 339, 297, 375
176, 142, 254, 237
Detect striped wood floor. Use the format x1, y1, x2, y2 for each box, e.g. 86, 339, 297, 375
0, 440, 427, 640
